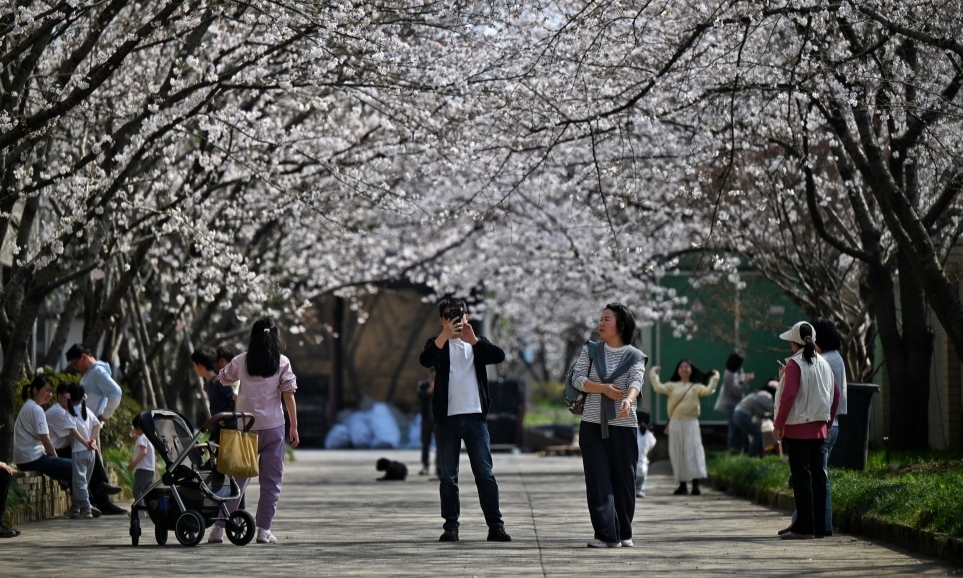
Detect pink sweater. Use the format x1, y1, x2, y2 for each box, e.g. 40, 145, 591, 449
219, 353, 297, 431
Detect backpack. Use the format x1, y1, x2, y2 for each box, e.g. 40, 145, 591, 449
563, 341, 598, 415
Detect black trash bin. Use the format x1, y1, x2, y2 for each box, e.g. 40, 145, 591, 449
828, 382, 880, 470
486, 378, 525, 450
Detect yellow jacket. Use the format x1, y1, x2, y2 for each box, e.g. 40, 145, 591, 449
649, 371, 719, 419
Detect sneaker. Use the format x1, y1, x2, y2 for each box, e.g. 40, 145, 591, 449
439, 527, 459, 542
0, 525, 21, 538
79, 508, 94, 519
636, 491, 646, 498
256, 528, 277, 544
620, 539, 634, 547
64, 509, 81, 519
587, 538, 621, 548
90, 507, 101, 518
780, 531, 815, 540
208, 525, 224, 544
418, 468, 429, 476
487, 527, 511, 542
673, 483, 688, 495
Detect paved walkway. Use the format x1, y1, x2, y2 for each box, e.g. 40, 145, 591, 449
0, 450, 957, 576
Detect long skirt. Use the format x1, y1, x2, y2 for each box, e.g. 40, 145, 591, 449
667, 418, 707, 483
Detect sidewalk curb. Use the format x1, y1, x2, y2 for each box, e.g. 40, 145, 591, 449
708, 474, 963, 567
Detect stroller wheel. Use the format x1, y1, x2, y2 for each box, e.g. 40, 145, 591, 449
226, 510, 256, 545
130, 517, 141, 546
174, 510, 205, 547
155, 525, 169, 545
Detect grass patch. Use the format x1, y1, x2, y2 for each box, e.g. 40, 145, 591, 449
708, 449, 963, 538
523, 401, 581, 428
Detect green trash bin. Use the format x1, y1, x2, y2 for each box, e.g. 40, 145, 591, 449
828, 382, 879, 470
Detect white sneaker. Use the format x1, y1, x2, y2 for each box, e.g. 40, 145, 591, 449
208, 525, 224, 544
587, 538, 621, 548
256, 528, 277, 544
620, 539, 634, 547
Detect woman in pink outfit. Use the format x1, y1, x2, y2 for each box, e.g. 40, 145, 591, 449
209, 317, 299, 545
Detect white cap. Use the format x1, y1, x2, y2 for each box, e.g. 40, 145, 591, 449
779, 321, 815, 346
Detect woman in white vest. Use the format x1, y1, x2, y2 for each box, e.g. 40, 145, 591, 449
772, 321, 840, 540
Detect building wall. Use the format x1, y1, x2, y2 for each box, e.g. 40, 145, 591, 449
927, 246, 963, 450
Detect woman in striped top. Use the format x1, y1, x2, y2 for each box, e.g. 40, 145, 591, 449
571, 303, 648, 548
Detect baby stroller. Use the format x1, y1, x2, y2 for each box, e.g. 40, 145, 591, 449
129, 409, 256, 547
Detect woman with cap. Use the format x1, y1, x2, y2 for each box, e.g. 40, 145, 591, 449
772, 321, 840, 540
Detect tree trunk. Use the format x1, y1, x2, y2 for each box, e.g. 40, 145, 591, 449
0, 288, 47, 461
869, 259, 933, 451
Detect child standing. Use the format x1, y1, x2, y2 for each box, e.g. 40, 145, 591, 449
127, 415, 155, 517
636, 411, 657, 498
65, 383, 101, 519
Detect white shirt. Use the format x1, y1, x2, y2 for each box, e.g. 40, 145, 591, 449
447, 338, 482, 416
134, 433, 155, 471
13, 399, 49, 464
70, 405, 100, 453
45, 404, 72, 450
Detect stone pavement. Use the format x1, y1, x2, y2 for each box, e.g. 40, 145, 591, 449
0, 449, 958, 577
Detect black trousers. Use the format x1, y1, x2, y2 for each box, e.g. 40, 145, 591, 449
0, 467, 11, 523
784, 437, 828, 535
579, 421, 638, 543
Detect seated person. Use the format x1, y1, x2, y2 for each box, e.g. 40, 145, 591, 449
732, 381, 777, 457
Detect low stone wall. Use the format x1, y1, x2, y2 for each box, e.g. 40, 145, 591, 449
6, 464, 122, 527
6, 472, 71, 526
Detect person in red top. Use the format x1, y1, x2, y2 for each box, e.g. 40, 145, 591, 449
772, 321, 840, 540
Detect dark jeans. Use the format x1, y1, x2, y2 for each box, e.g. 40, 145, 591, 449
724, 407, 745, 453
732, 410, 763, 457
822, 425, 838, 531
0, 467, 11, 523
784, 437, 828, 535
16, 454, 72, 483
435, 413, 503, 530
579, 421, 638, 543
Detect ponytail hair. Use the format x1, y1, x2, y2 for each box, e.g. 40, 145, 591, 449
65, 382, 88, 420
246, 317, 282, 377
799, 322, 817, 364
22, 375, 53, 401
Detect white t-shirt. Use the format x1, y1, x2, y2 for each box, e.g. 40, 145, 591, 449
134, 434, 155, 471
13, 399, 49, 464
447, 338, 482, 416
45, 404, 73, 450
70, 405, 100, 453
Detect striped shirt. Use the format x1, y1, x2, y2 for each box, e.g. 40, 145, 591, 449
572, 343, 646, 428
